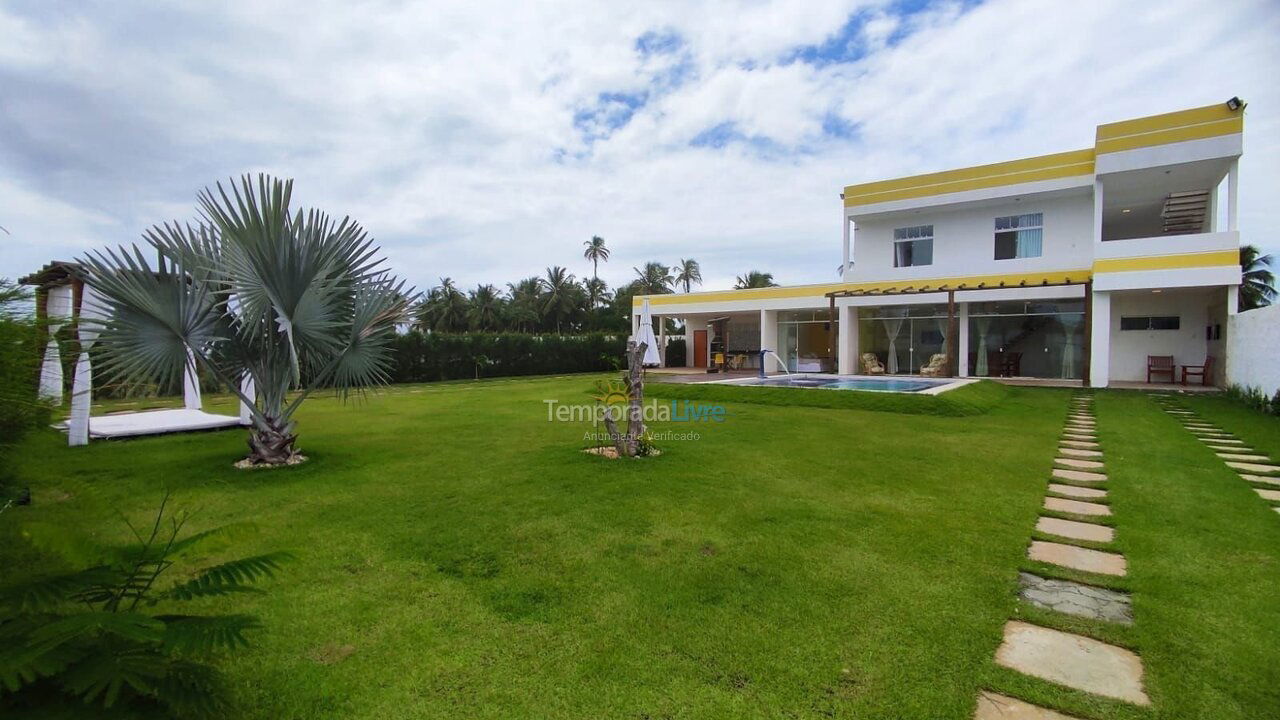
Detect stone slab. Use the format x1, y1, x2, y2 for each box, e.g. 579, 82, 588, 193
1056, 457, 1105, 470
1060, 439, 1100, 449
1188, 429, 1232, 437
994, 621, 1149, 705
1218, 453, 1271, 462
1045, 497, 1111, 516
1060, 447, 1103, 458
1018, 573, 1133, 624
1201, 437, 1243, 444
974, 691, 1084, 720
1036, 516, 1114, 543
1053, 468, 1106, 483
1206, 444, 1253, 452
1029, 540, 1126, 575
1242, 474, 1280, 486
1255, 488, 1280, 502
1048, 483, 1107, 499
1226, 462, 1280, 475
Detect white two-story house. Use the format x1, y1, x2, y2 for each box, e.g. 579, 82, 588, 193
634, 100, 1246, 388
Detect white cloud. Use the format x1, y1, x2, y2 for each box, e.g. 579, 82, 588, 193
1, 0, 1277, 293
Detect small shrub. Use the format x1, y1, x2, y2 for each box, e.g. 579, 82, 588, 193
1225, 384, 1280, 417
0, 492, 289, 717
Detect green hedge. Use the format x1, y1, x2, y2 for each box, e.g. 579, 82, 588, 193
646, 379, 1009, 416
391, 332, 627, 382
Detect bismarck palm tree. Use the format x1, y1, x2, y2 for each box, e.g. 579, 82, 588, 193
632, 262, 674, 295
674, 258, 702, 293
1240, 244, 1276, 310
583, 235, 610, 286
542, 266, 579, 334
734, 270, 778, 289
79, 174, 411, 466
467, 284, 504, 331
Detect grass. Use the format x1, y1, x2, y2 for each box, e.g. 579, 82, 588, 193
2, 377, 1278, 718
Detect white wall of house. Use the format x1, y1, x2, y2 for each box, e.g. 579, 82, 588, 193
848, 191, 1093, 283
1226, 304, 1280, 397
1107, 289, 1213, 383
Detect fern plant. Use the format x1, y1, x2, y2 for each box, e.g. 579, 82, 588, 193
0, 492, 289, 717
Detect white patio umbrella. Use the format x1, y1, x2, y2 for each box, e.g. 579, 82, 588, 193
633, 298, 662, 367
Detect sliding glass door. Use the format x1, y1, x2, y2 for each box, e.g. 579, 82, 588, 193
968, 300, 1085, 379
857, 304, 949, 374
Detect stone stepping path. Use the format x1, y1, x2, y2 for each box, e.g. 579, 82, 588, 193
1036, 516, 1114, 543
1044, 497, 1111, 517
1019, 573, 1133, 624
973, 394, 1151, 717
994, 622, 1150, 705
1156, 401, 1280, 516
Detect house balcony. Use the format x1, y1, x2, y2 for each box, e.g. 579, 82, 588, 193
1093, 230, 1240, 292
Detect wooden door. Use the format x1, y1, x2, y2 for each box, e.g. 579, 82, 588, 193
693, 330, 708, 368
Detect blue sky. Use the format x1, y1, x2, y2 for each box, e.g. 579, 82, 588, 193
1, 0, 1278, 294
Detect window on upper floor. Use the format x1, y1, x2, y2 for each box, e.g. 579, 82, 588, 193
994, 213, 1043, 260
893, 225, 933, 267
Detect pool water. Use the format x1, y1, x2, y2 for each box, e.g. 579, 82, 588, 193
730, 374, 950, 393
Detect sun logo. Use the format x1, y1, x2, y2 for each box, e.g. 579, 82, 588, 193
593, 378, 629, 405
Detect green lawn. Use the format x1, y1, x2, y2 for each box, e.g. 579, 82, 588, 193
2, 377, 1278, 718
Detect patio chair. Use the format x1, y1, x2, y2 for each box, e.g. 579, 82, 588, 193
727, 353, 746, 371
1181, 356, 1215, 386
919, 353, 948, 377
861, 352, 885, 375
1146, 355, 1175, 383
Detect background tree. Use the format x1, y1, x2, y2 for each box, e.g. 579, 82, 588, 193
541, 266, 580, 334
583, 235, 610, 290
734, 270, 778, 289
632, 262, 674, 295
674, 258, 702, 293
506, 277, 544, 333
467, 284, 505, 331
79, 174, 411, 466
1240, 244, 1276, 310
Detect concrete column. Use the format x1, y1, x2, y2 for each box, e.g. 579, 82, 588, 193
684, 317, 695, 367
658, 317, 667, 367
760, 309, 779, 373
631, 312, 641, 337
958, 302, 970, 377
841, 217, 851, 281
1226, 285, 1238, 316
1227, 159, 1239, 232
1092, 179, 1104, 244
1089, 290, 1111, 388
837, 304, 857, 375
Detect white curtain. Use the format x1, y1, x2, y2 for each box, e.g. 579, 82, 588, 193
1059, 314, 1084, 379
974, 317, 991, 376
1016, 228, 1043, 258
883, 316, 905, 374
239, 374, 255, 425
183, 348, 202, 410
935, 317, 950, 362
38, 284, 74, 403
68, 285, 107, 446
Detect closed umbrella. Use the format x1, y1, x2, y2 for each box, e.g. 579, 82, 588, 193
634, 298, 662, 366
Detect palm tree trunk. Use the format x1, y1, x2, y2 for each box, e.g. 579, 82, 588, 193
245, 415, 299, 465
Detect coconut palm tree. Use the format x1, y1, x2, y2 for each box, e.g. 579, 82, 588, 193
583, 235, 610, 285
78, 175, 411, 466
542, 266, 579, 334
417, 278, 468, 332
632, 262, 674, 295
674, 258, 702, 293
734, 270, 778, 289
506, 276, 543, 332
1240, 244, 1276, 310
467, 284, 504, 331
583, 277, 610, 313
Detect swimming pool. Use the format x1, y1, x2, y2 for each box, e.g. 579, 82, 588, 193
711, 374, 965, 393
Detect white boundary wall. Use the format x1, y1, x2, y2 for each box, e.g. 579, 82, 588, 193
1226, 304, 1280, 396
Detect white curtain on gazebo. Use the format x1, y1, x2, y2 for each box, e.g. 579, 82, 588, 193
183, 348, 202, 410
39, 284, 74, 403
239, 374, 255, 425
68, 285, 107, 447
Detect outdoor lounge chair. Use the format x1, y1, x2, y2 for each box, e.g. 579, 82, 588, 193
1147, 355, 1175, 383
918, 353, 948, 377
1181, 356, 1215, 386
861, 352, 885, 375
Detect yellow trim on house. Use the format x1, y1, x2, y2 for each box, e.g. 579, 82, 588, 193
634, 269, 1093, 308
842, 149, 1095, 208
841, 103, 1244, 207
1092, 250, 1239, 274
